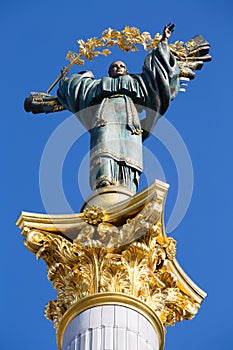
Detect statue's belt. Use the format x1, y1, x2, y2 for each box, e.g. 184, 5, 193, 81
108, 94, 125, 99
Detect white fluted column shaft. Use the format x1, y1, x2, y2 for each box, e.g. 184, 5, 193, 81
62, 305, 160, 350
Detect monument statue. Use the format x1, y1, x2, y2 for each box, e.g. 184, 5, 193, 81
19, 25, 212, 348
25, 24, 211, 195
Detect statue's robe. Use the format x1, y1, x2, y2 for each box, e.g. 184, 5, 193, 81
57, 42, 180, 193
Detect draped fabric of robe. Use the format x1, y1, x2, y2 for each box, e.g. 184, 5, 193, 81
57, 42, 180, 193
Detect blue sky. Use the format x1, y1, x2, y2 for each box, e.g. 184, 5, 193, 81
1, 0, 233, 349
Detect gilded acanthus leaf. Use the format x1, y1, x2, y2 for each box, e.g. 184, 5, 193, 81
44, 299, 68, 329
100, 263, 130, 293
74, 224, 95, 243
156, 236, 177, 261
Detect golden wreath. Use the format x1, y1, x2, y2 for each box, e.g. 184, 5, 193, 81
65, 26, 186, 67
46, 26, 211, 93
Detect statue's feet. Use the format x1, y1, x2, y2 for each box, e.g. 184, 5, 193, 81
97, 180, 112, 188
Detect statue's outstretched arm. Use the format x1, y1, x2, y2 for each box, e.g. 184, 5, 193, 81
24, 67, 69, 114
139, 24, 180, 140
24, 92, 65, 114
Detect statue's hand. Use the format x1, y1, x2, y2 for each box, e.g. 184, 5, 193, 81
60, 66, 69, 78
161, 23, 175, 42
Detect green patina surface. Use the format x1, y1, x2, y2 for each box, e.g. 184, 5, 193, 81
57, 42, 180, 193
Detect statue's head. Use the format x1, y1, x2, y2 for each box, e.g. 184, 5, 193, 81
108, 61, 128, 78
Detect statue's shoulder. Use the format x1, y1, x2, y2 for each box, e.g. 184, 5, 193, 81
130, 73, 145, 88
70, 70, 94, 79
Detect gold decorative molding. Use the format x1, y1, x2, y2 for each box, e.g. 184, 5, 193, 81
82, 205, 105, 225
17, 180, 206, 338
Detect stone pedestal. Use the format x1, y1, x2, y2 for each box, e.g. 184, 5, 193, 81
81, 185, 134, 211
